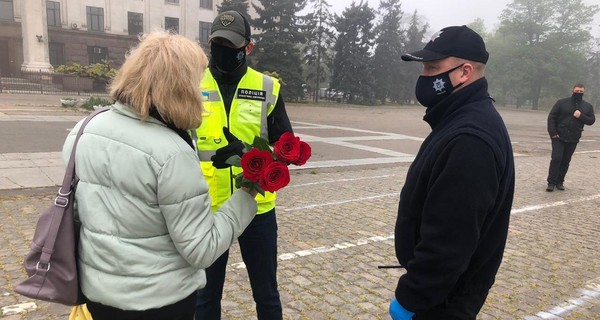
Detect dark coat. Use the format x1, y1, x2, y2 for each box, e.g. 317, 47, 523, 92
547, 97, 595, 143
394, 78, 515, 317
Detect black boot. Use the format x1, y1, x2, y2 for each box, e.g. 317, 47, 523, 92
546, 184, 555, 192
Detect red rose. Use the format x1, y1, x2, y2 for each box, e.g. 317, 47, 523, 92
292, 141, 311, 166
241, 148, 273, 181
259, 161, 290, 192
274, 132, 301, 163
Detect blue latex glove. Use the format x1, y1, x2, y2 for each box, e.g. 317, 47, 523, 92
389, 298, 414, 320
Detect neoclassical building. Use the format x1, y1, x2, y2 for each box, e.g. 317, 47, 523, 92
0, 0, 223, 77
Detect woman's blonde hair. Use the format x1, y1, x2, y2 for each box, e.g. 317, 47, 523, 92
110, 30, 208, 129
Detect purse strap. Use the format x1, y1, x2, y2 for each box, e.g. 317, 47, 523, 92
61, 107, 110, 194
38, 107, 110, 266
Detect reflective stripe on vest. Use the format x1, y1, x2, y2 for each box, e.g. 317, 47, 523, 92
196, 67, 281, 214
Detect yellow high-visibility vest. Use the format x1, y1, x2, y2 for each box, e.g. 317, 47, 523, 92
196, 67, 280, 214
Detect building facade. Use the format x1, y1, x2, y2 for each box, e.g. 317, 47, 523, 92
0, 0, 221, 77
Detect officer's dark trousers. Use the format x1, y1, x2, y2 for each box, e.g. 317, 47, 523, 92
547, 139, 578, 185
195, 209, 282, 320
413, 290, 489, 320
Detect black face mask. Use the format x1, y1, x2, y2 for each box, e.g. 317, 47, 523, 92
210, 42, 246, 72
571, 92, 584, 104
415, 64, 464, 108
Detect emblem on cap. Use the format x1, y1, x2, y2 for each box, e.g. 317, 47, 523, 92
220, 14, 235, 27
430, 30, 443, 42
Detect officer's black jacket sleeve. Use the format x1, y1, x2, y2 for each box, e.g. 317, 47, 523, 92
267, 94, 293, 144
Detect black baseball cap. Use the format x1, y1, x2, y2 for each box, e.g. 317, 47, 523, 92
210, 11, 251, 47
401, 25, 489, 64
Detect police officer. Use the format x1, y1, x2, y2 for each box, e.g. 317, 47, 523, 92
194, 10, 292, 320
546, 83, 596, 191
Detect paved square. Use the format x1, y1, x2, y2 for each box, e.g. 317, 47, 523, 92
1, 102, 599, 319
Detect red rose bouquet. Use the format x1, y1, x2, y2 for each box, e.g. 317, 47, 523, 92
226, 132, 311, 195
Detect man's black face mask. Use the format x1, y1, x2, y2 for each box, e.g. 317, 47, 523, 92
210, 42, 246, 72
571, 92, 584, 104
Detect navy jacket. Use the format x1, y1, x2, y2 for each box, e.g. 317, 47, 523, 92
394, 78, 515, 315
547, 97, 595, 143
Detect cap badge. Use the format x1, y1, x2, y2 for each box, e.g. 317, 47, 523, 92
220, 14, 235, 27
430, 30, 443, 42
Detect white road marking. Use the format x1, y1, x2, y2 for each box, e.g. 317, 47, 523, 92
291, 120, 425, 141
511, 194, 600, 214
0, 302, 37, 316
283, 193, 399, 212
289, 174, 398, 188
525, 278, 600, 319
292, 156, 416, 169
228, 233, 395, 270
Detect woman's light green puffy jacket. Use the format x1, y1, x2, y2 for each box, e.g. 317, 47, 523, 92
62, 102, 257, 310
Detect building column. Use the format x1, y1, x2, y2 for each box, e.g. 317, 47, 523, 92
20, 0, 52, 72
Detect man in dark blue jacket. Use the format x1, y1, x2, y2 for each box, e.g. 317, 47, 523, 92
389, 26, 515, 320
546, 84, 595, 191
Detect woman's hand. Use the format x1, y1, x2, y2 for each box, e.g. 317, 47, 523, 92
240, 186, 258, 198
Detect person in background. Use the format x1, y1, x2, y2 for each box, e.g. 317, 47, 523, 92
194, 10, 293, 320
62, 31, 258, 320
546, 83, 595, 191
389, 26, 515, 319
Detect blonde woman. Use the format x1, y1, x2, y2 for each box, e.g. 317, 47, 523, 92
62, 31, 258, 320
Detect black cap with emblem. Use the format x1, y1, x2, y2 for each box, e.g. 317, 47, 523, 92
210, 11, 251, 47
401, 25, 489, 64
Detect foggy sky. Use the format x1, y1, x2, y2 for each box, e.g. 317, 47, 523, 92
328, 0, 600, 36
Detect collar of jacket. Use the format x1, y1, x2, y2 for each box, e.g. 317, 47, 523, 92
112, 102, 194, 149
209, 60, 248, 85
423, 77, 492, 129
112, 101, 165, 127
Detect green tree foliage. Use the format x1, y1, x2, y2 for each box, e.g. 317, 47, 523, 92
330, 1, 376, 104
217, 0, 250, 18
404, 11, 428, 54
373, 0, 405, 104
488, 0, 598, 109
302, 0, 336, 102
252, 0, 307, 100
53, 60, 116, 82
467, 18, 488, 38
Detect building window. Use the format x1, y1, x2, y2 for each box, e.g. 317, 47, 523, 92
199, 21, 211, 44
200, 0, 212, 9
48, 42, 65, 66
88, 46, 108, 64
86, 6, 104, 32
0, 0, 14, 21
165, 17, 179, 34
128, 12, 143, 36
46, 1, 61, 27
166, 0, 179, 4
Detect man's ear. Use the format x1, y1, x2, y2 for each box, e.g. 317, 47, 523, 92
245, 41, 254, 55
460, 63, 475, 82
